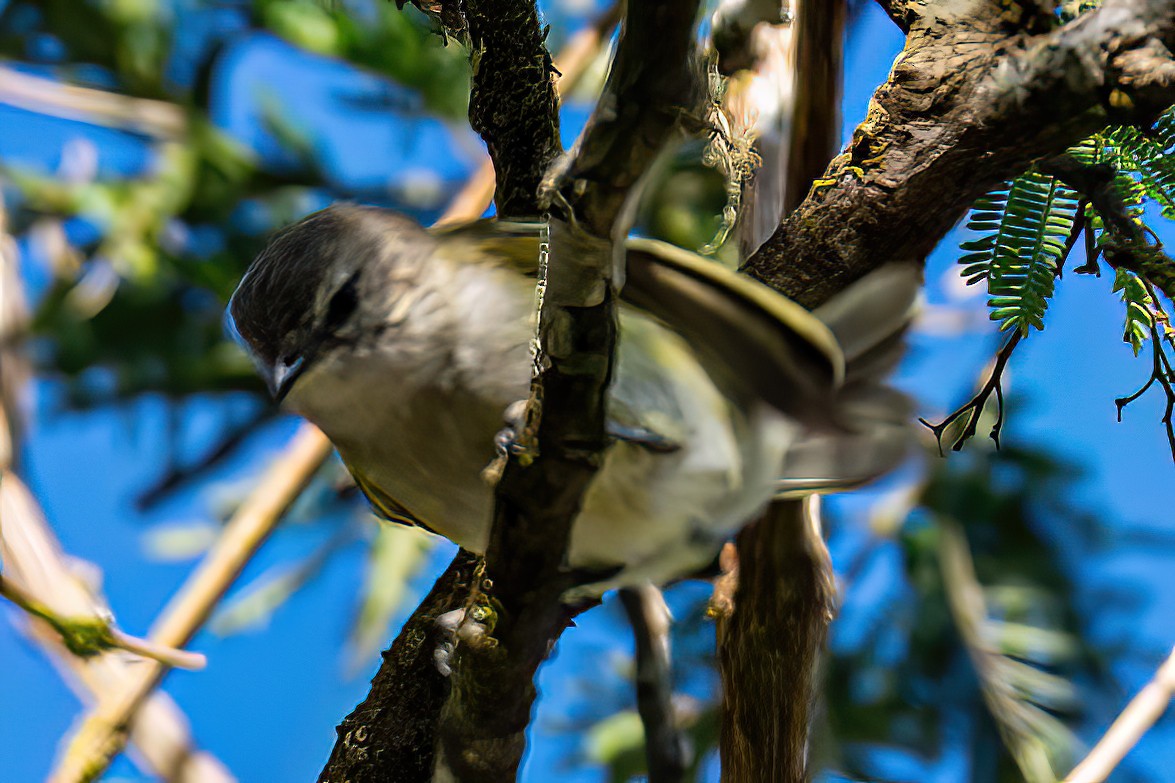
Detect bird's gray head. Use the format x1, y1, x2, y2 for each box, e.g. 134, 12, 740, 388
228, 204, 432, 401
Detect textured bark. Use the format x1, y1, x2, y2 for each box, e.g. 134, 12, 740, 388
717, 3, 845, 781
744, 0, 1175, 309
463, 0, 561, 219
717, 500, 835, 783
318, 552, 479, 783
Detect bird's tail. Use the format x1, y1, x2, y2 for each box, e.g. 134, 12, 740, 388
776, 262, 922, 496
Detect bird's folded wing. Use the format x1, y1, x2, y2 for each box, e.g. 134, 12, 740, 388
623, 237, 843, 426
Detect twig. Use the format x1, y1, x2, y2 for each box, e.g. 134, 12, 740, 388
0, 575, 205, 670
919, 330, 1023, 454
0, 65, 186, 139
135, 406, 278, 510
1062, 646, 1175, 783
920, 198, 1090, 454
1116, 321, 1175, 458
619, 584, 690, 783
49, 423, 333, 783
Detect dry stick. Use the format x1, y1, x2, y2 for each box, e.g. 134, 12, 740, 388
49, 424, 333, 783
1063, 647, 1175, 783
0, 65, 186, 139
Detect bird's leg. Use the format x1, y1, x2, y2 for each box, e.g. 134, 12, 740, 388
481, 399, 530, 484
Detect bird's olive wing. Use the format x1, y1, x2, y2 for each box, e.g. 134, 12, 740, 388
622, 238, 844, 426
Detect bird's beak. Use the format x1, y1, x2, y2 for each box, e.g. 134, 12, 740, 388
268, 355, 307, 402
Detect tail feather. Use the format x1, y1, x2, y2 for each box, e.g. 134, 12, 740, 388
778, 262, 922, 494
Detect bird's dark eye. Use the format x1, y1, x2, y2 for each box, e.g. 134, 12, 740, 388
324, 271, 360, 329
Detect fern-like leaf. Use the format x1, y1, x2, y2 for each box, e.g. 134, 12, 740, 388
1113, 268, 1155, 355
959, 171, 1081, 334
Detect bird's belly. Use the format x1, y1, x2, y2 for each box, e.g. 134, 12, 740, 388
338, 391, 504, 553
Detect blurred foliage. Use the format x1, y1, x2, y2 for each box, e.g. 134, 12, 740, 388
0, 0, 469, 408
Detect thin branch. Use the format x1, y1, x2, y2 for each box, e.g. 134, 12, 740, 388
1062, 646, 1175, 783
0, 575, 205, 670
1115, 320, 1175, 459
919, 330, 1023, 454
0, 65, 186, 139
49, 423, 333, 783
135, 406, 278, 510
619, 585, 690, 783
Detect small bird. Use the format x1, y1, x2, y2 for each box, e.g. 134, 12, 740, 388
228, 204, 917, 596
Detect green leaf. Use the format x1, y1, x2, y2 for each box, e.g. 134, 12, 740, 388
958, 172, 1081, 334
1113, 268, 1154, 355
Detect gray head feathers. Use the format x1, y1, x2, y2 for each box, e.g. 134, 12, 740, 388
228, 204, 427, 373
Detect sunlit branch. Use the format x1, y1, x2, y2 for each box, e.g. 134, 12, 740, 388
0, 66, 186, 139
1062, 646, 1175, 783
49, 423, 333, 783
0, 575, 205, 670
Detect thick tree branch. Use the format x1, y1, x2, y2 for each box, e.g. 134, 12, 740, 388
432, 3, 704, 779
716, 499, 836, 783
463, 0, 562, 219
745, 0, 1175, 309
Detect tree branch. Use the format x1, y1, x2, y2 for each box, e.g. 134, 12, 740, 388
432, 2, 704, 779
744, 0, 1175, 309
1062, 645, 1175, 783
463, 0, 562, 219
620, 585, 690, 783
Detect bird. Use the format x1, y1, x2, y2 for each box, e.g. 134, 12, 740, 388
227, 203, 918, 597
